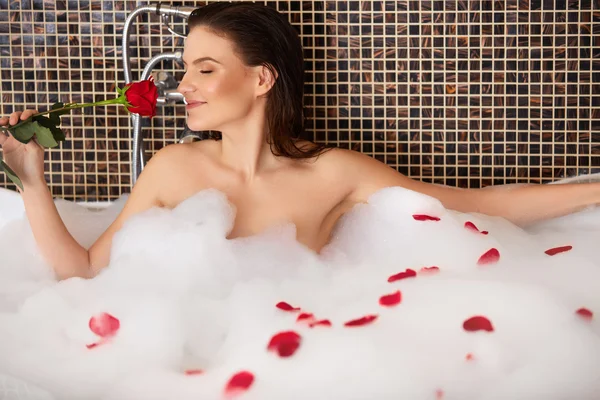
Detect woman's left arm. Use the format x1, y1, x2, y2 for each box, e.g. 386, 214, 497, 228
340, 150, 600, 226
462, 182, 599, 225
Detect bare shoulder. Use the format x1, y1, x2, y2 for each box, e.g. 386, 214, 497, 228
146, 141, 191, 167
315, 147, 418, 203
313, 146, 400, 180
323, 147, 476, 213
149, 140, 219, 173
127, 141, 213, 206
87, 141, 220, 276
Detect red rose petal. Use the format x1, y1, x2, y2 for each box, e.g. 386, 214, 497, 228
309, 319, 332, 328
464, 221, 489, 235
379, 290, 402, 307
576, 307, 593, 320
419, 266, 440, 274
296, 312, 315, 323
464, 221, 479, 232
123, 79, 159, 118
465, 353, 474, 361
344, 314, 378, 327
436, 389, 445, 400
267, 331, 302, 358
388, 268, 417, 283
413, 214, 441, 221
225, 371, 254, 396
185, 369, 204, 375
89, 313, 120, 338
545, 245, 573, 256
275, 301, 300, 312
477, 248, 500, 265
463, 316, 494, 332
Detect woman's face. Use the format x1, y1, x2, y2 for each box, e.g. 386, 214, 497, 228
178, 27, 259, 132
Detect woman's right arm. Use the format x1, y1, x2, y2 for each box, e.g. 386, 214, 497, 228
20, 180, 93, 279
1, 110, 174, 280
23, 155, 167, 280
22, 146, 171, 280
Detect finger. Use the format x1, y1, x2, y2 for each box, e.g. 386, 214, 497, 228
21, 109, 38, 120
0, 132, 7, 146
8, 112, 23, 126
0, 117, 8, 127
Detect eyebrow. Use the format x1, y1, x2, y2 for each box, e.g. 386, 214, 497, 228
182, 56, 222, 66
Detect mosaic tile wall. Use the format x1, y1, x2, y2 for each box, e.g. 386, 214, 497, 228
0, 0, 599, 201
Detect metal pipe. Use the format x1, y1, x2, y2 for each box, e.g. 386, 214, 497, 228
133, 52, 182, 177
121, 3, 195, 185
122, 4, 194, 84
121, 5, 156, 85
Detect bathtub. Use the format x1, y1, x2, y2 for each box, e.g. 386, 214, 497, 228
0, 188, 115, 232
0, 173, 599, 400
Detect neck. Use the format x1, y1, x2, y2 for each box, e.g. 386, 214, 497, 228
218, 108, 279, 181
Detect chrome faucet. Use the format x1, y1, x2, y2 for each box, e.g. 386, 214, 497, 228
122, 3, 195, 185
155, 71, 185, 105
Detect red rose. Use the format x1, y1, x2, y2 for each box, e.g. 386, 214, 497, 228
124, 78, 158, 117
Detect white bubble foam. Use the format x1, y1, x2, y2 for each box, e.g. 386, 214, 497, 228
0, 184, 598, 400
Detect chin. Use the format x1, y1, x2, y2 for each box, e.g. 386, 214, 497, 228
186, 119, 213, 132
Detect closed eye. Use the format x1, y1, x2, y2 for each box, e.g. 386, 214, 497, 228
200, 70, 212, 74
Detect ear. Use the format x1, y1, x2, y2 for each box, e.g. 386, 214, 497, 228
255, 64, 278, 98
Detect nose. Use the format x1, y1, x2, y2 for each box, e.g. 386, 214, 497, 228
177, 71, 195, 95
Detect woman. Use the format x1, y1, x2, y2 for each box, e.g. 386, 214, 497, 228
0, 2, 597, 281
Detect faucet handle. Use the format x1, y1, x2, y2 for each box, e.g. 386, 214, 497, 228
153, 71, 183, 105
157, 89, 184, 105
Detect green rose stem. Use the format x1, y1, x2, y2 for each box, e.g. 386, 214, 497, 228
0, 96, 131, 133
0, 86, 133, 190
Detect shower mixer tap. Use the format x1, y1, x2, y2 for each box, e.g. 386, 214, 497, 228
154, 71, 184, 106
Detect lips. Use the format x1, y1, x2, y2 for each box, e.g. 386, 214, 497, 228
185, 99, 206, 110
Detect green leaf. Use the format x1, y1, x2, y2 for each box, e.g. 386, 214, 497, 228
0, 159, 23, 191
48, 113, 60, 126
35, 115, 65, 143
10, 119, 36, 144
48, 102, 66, 125
31, 117, 60, 148
53, 125, 66, 142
